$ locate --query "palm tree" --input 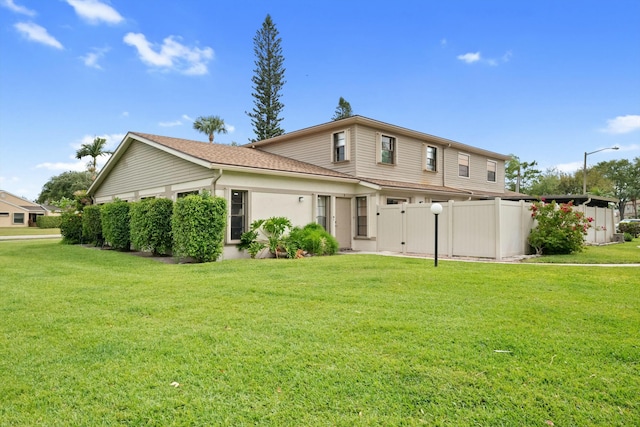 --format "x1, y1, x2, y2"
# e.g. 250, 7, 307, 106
75, 137, 112, 179
193, 115, 228, 143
